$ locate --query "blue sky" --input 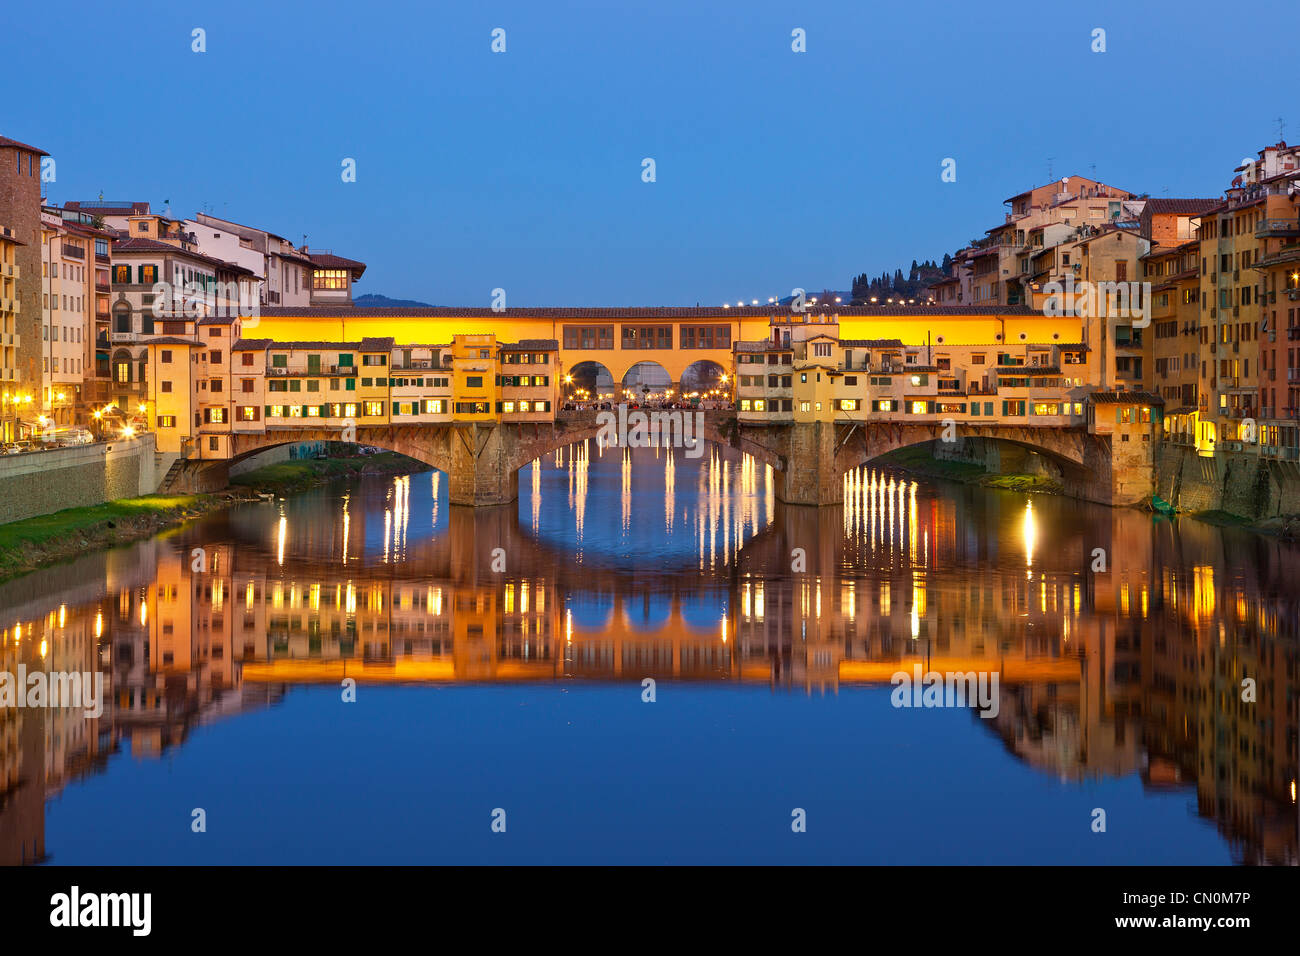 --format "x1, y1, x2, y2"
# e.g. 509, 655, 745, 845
9, 0, 1295, 306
